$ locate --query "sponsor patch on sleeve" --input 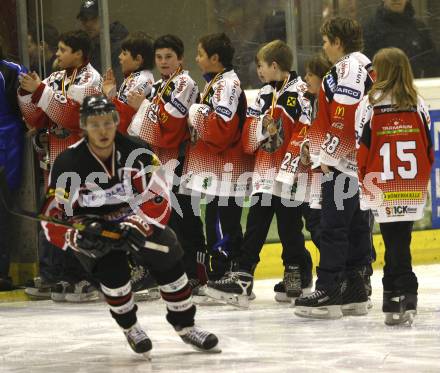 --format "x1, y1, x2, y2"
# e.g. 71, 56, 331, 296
170, 97, 187, 115
215, 105, 233, 119
335, 85, 361, 99
246, 107, 261, 117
